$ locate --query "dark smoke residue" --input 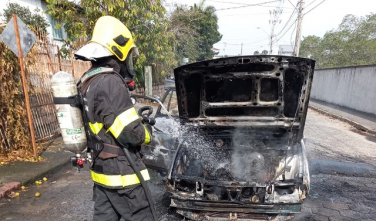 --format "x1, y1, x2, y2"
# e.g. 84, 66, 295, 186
172, 127, 292, 183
